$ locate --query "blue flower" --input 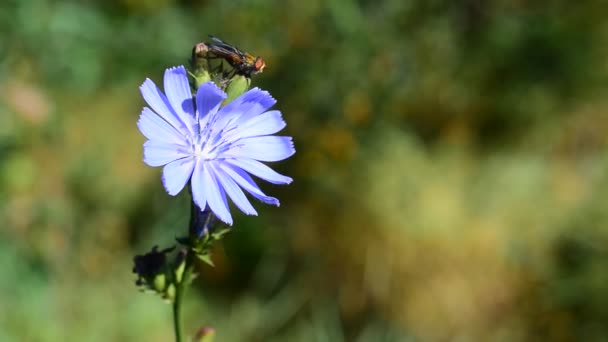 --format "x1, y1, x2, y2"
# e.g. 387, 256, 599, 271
137, 66, 295, 225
